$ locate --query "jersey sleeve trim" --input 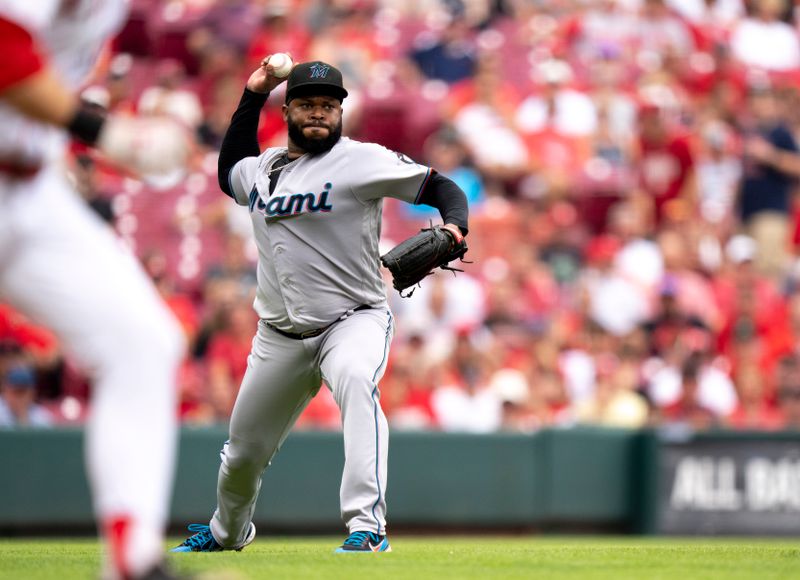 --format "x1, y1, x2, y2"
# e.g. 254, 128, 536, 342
413, 167, 432, 205
225, 169, 236, 200
227, 158, 254, 205
0, 16, 44, 92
